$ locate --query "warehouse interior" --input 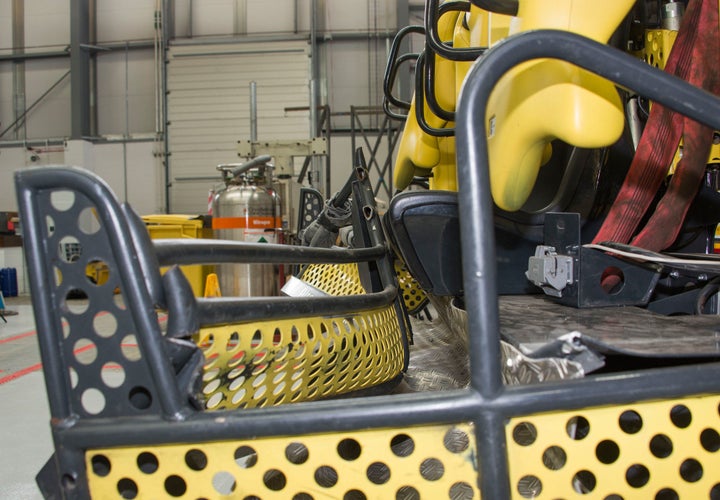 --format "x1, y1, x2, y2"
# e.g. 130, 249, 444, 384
2, 0, 720, 498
